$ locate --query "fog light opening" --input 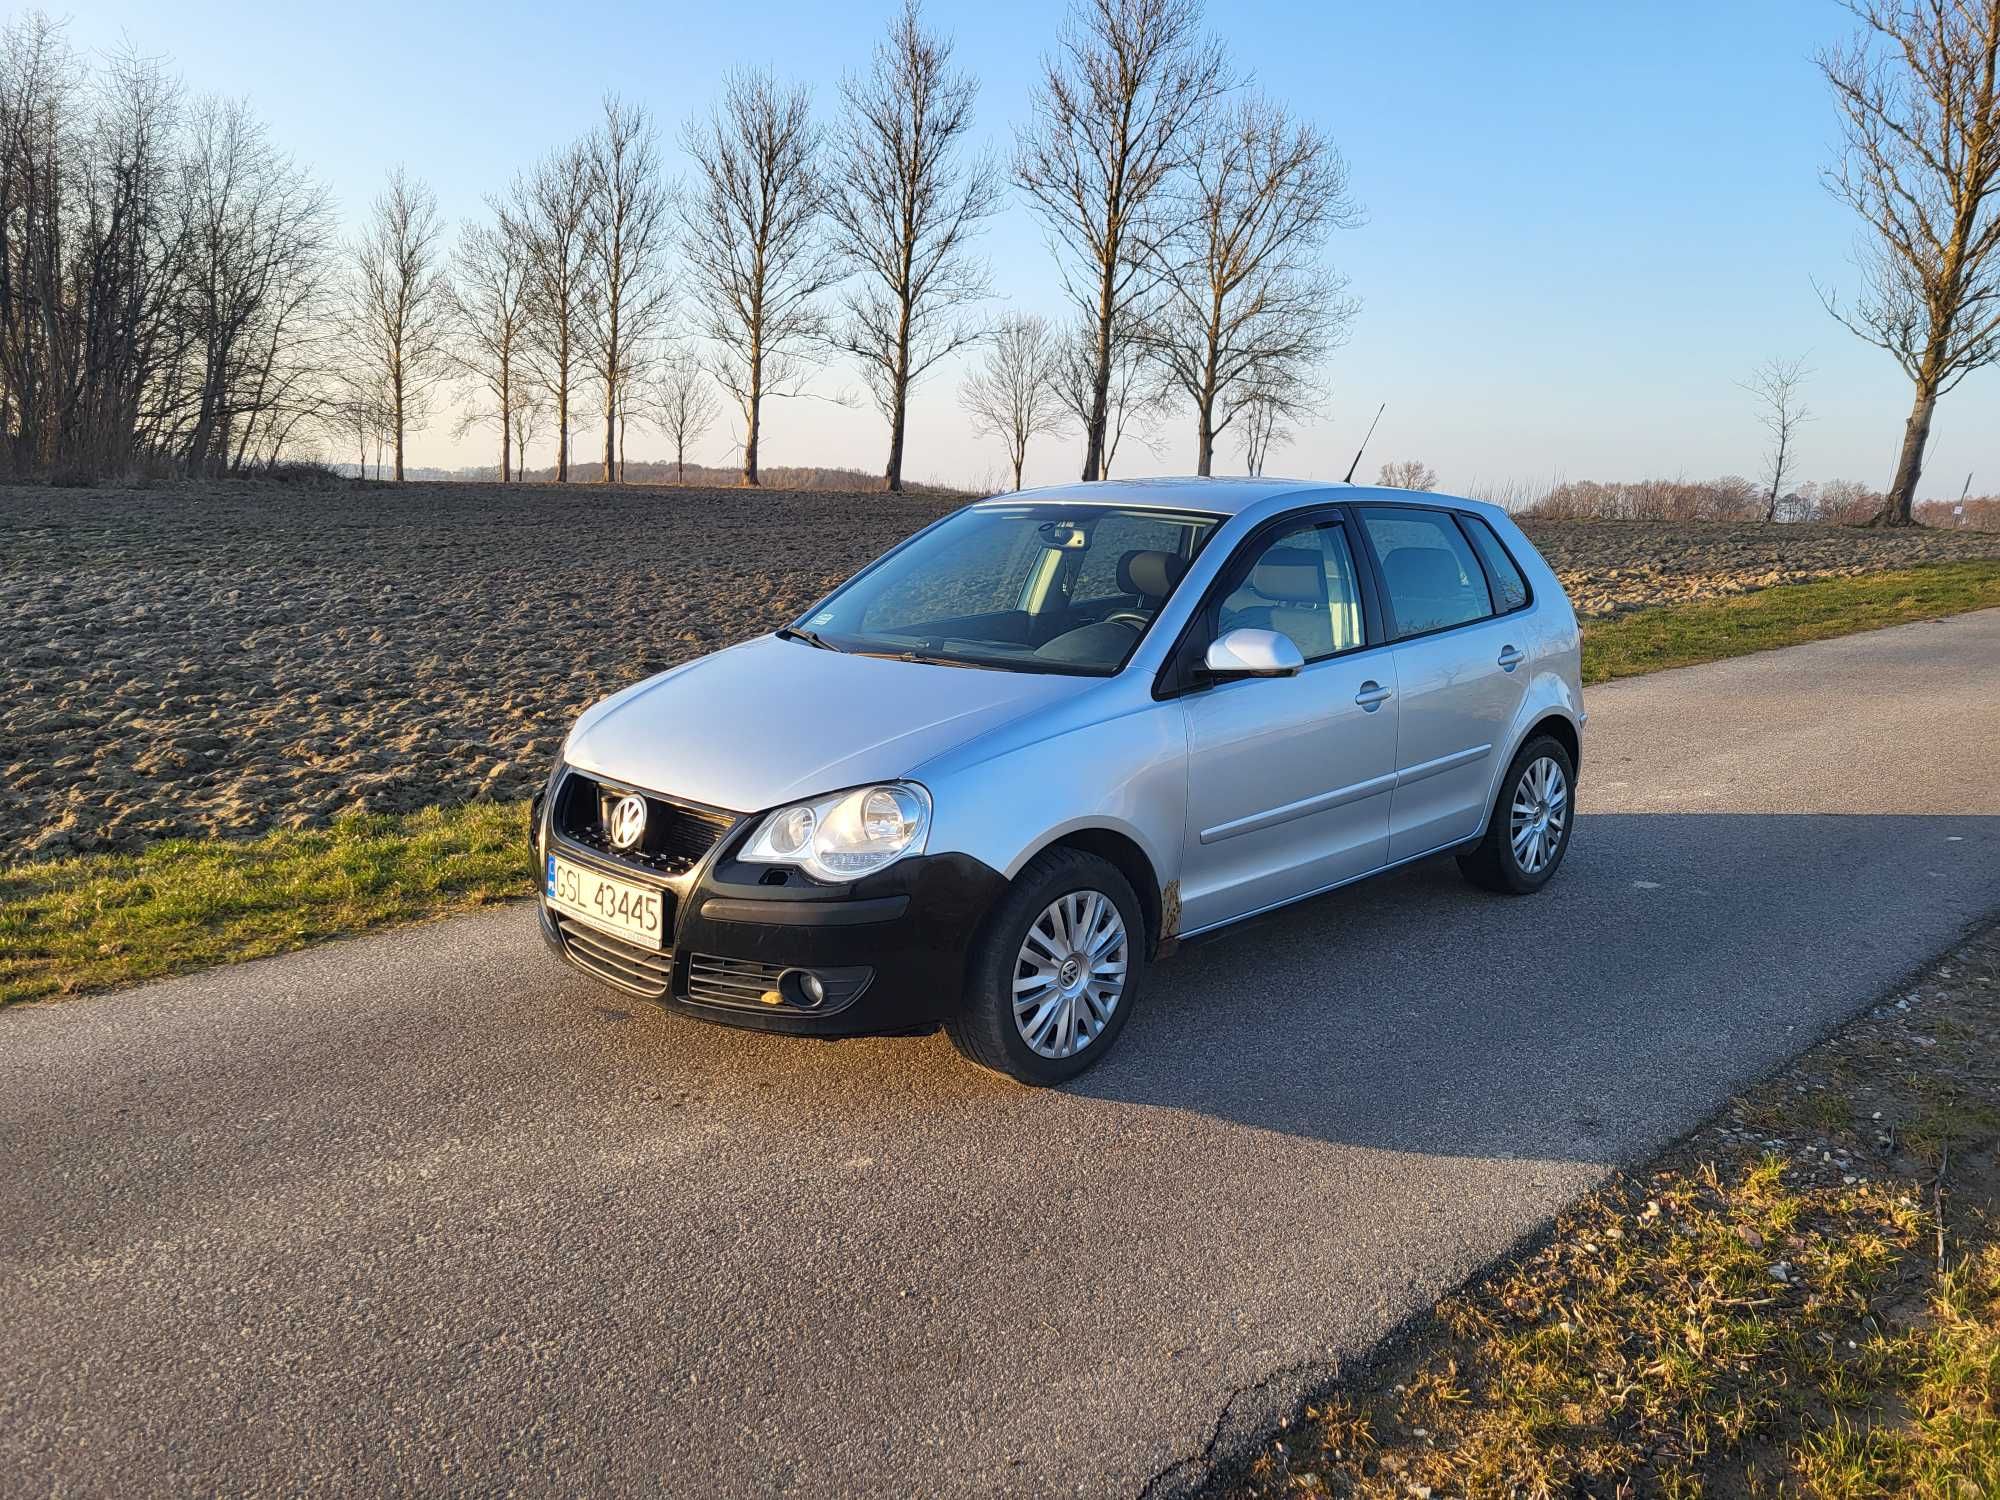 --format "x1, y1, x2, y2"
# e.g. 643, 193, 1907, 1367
795, 970, 827, 1008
